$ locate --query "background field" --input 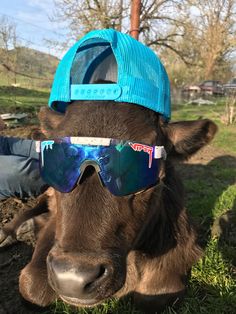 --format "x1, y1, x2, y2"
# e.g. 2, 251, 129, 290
0, 88, 235, 314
